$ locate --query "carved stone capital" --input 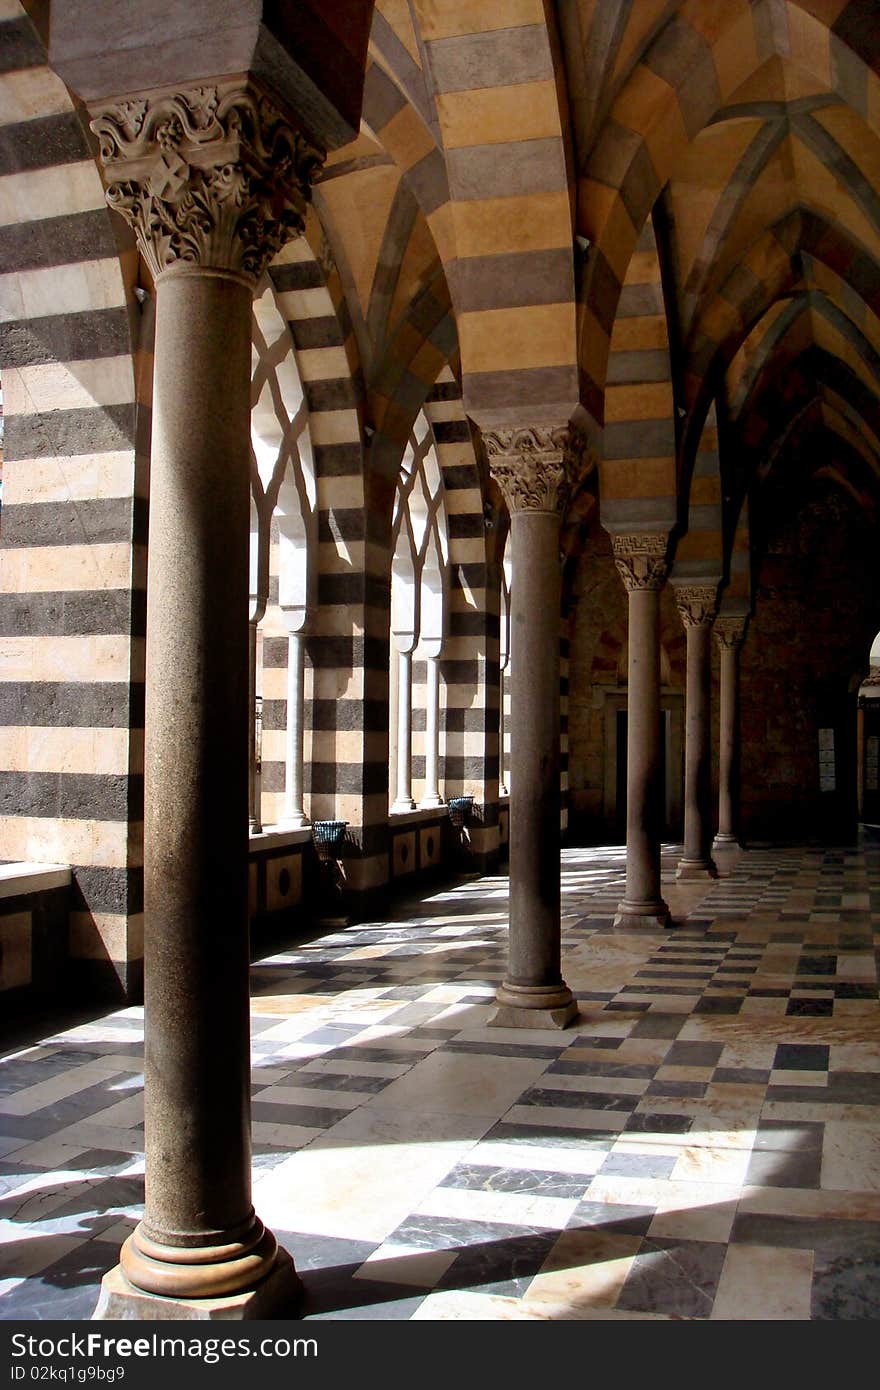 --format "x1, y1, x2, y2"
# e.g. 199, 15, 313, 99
674, 584, 719, 629
90, 83, 324, 282
714, 616, 748, 650
610, 533, 668, 592
483, 424, 579, 514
